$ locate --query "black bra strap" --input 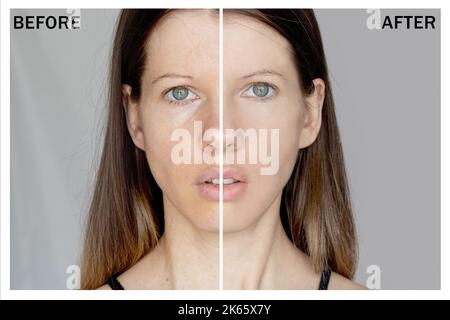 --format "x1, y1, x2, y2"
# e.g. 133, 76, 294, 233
318, 269, 331, 290
106, 274, 125, 290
